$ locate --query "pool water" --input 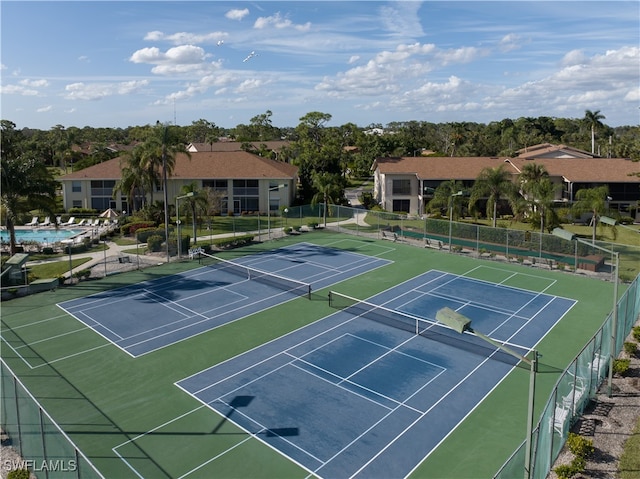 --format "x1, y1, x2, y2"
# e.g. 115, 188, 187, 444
1, 228, 84, 244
